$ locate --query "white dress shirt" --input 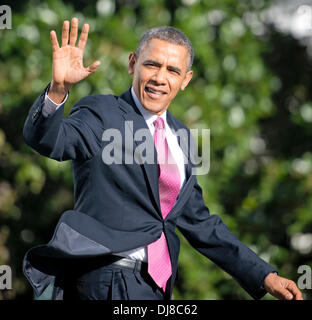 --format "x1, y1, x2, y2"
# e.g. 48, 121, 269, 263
42, 87, 186, 262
